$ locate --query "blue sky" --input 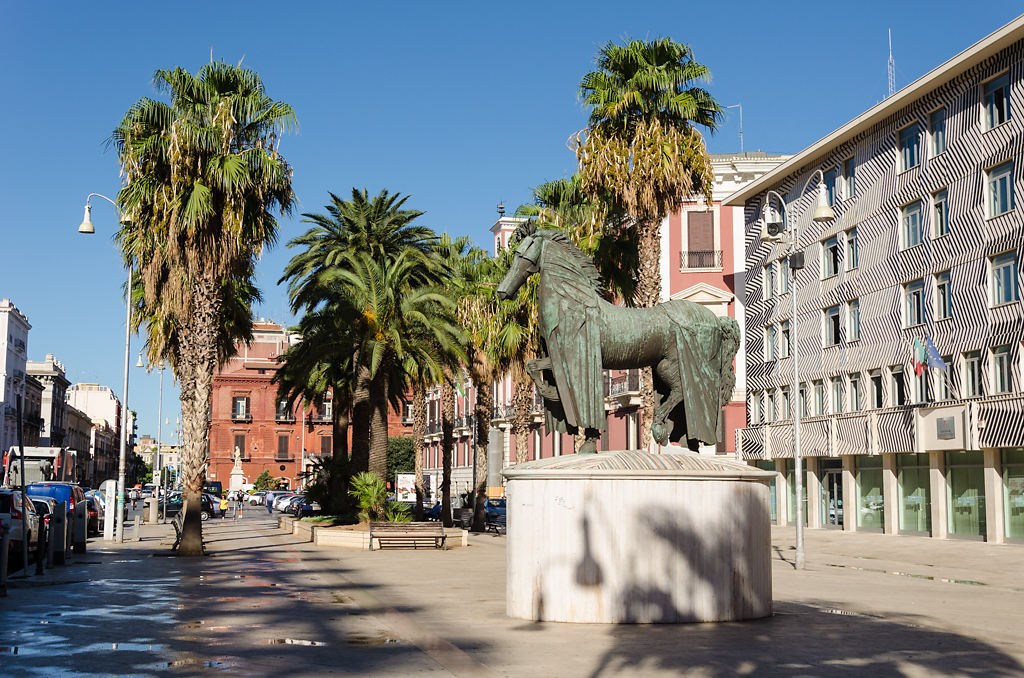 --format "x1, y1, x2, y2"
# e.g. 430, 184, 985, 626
1, 1, 1020, 442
